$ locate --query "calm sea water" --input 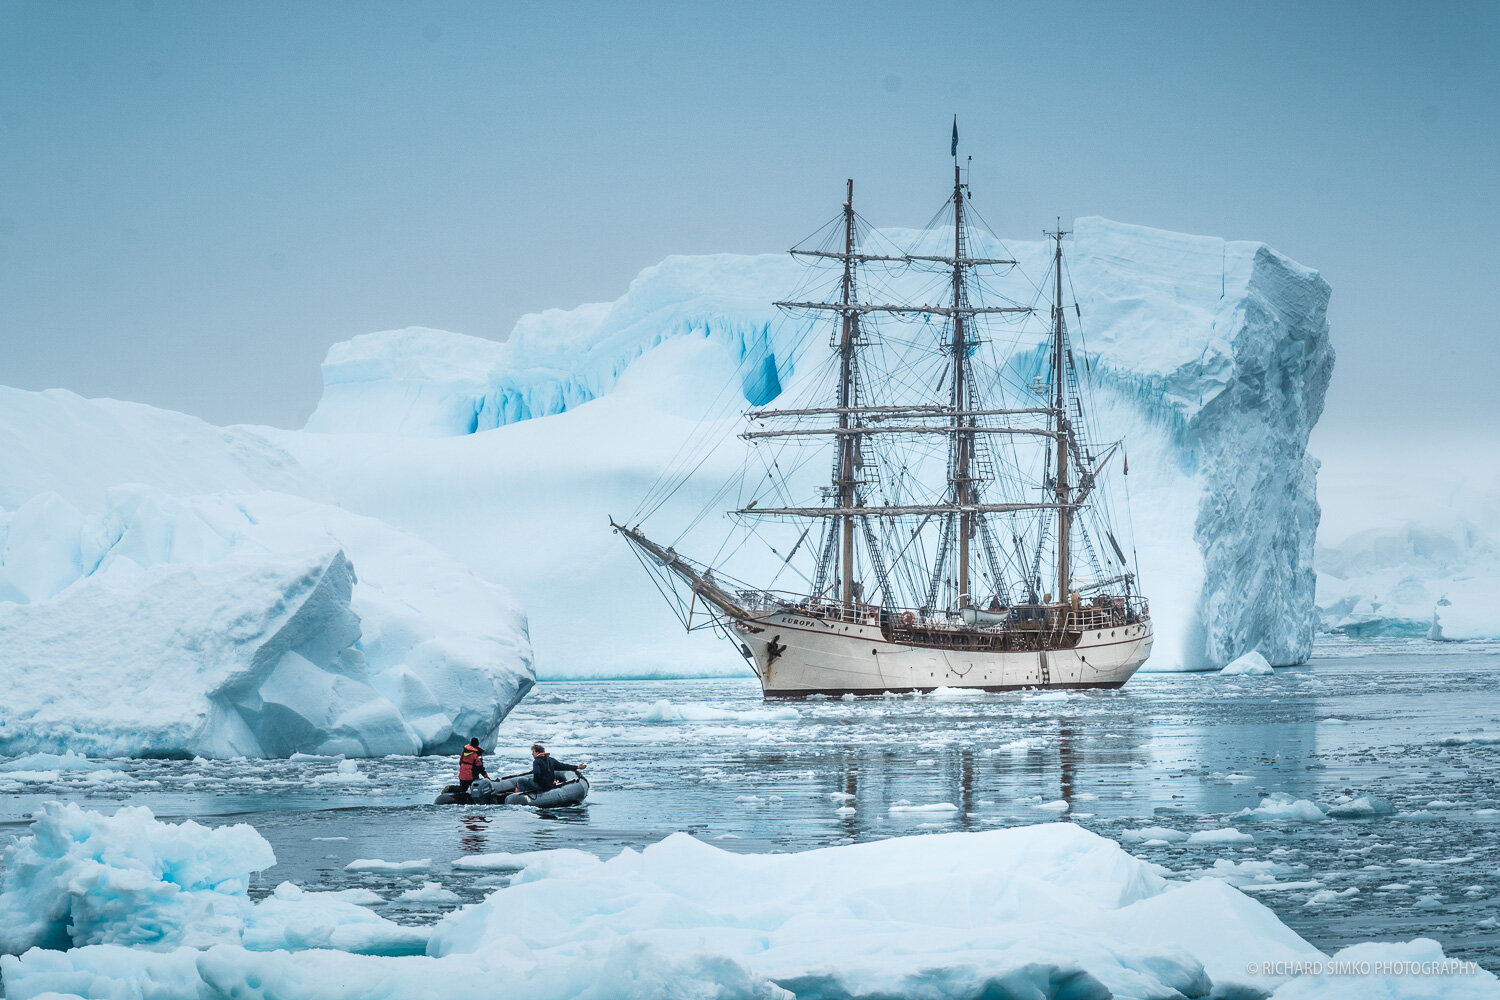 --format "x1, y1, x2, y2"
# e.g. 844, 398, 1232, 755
4, 637, 1500, 965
